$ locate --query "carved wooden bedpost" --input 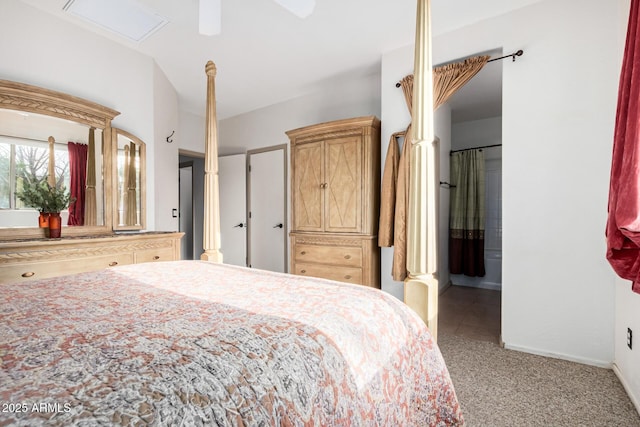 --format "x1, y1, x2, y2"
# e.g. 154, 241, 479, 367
201, 60, 223, 263
404, 0, 439, 339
